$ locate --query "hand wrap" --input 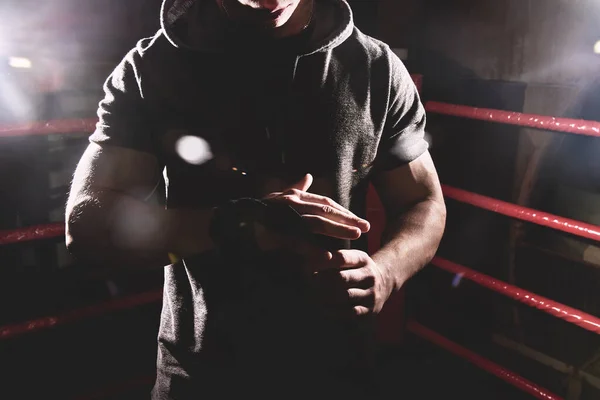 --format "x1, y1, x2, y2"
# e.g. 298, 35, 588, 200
208, 198, 314, 259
